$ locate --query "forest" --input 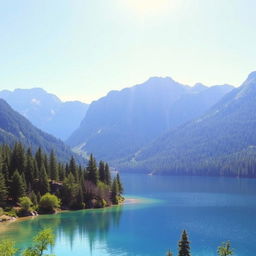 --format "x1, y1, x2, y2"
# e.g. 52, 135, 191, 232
0, 142, 123, 217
